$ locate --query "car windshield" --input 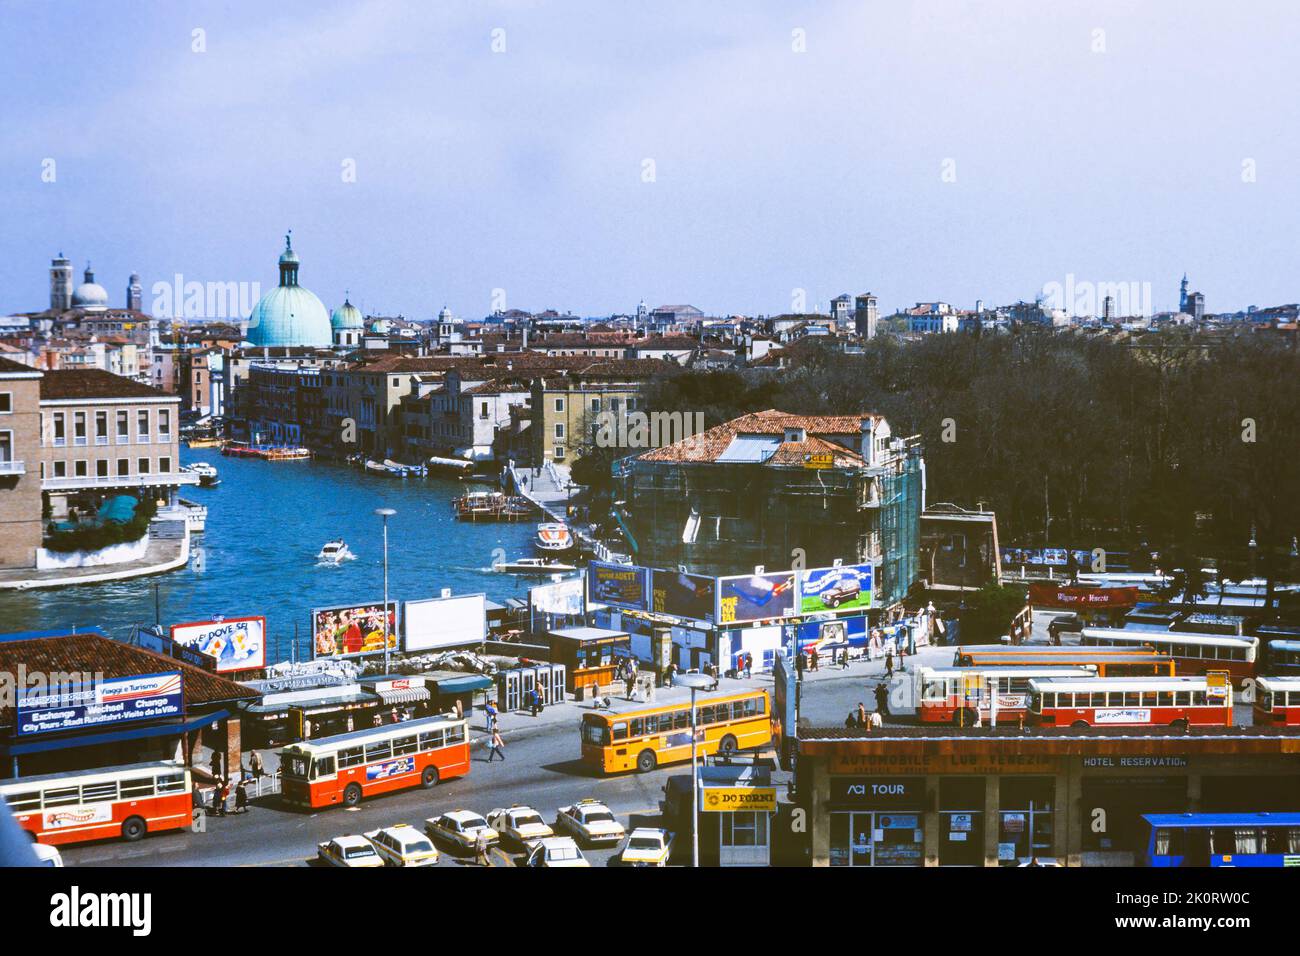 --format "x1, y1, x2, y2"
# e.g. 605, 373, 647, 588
463, 817, 486, 829
403, 839, 434, 854
516, 813, 543, 827
629, 837, 660, 850
585, 810, 615, 824
344, 845, 376, 859
550, 846, 580, 861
